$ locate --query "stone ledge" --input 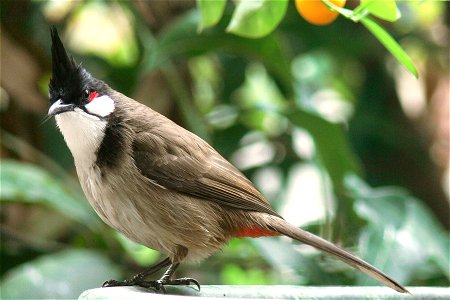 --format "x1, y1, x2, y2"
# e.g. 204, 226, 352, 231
79, 286, 449, 299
